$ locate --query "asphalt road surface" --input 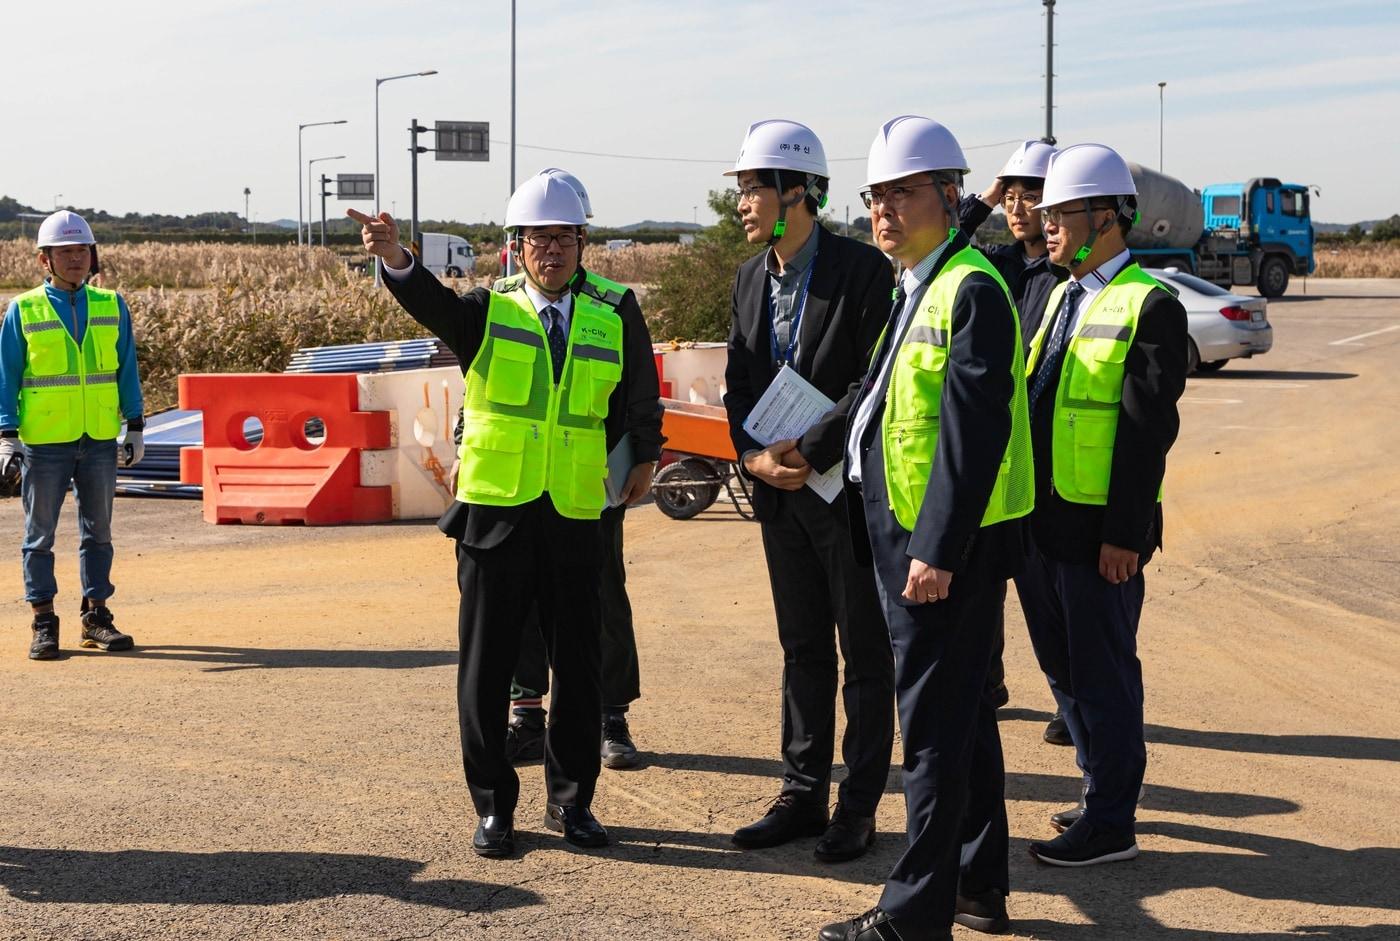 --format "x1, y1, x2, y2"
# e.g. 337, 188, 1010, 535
1, 279, 1397, 940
